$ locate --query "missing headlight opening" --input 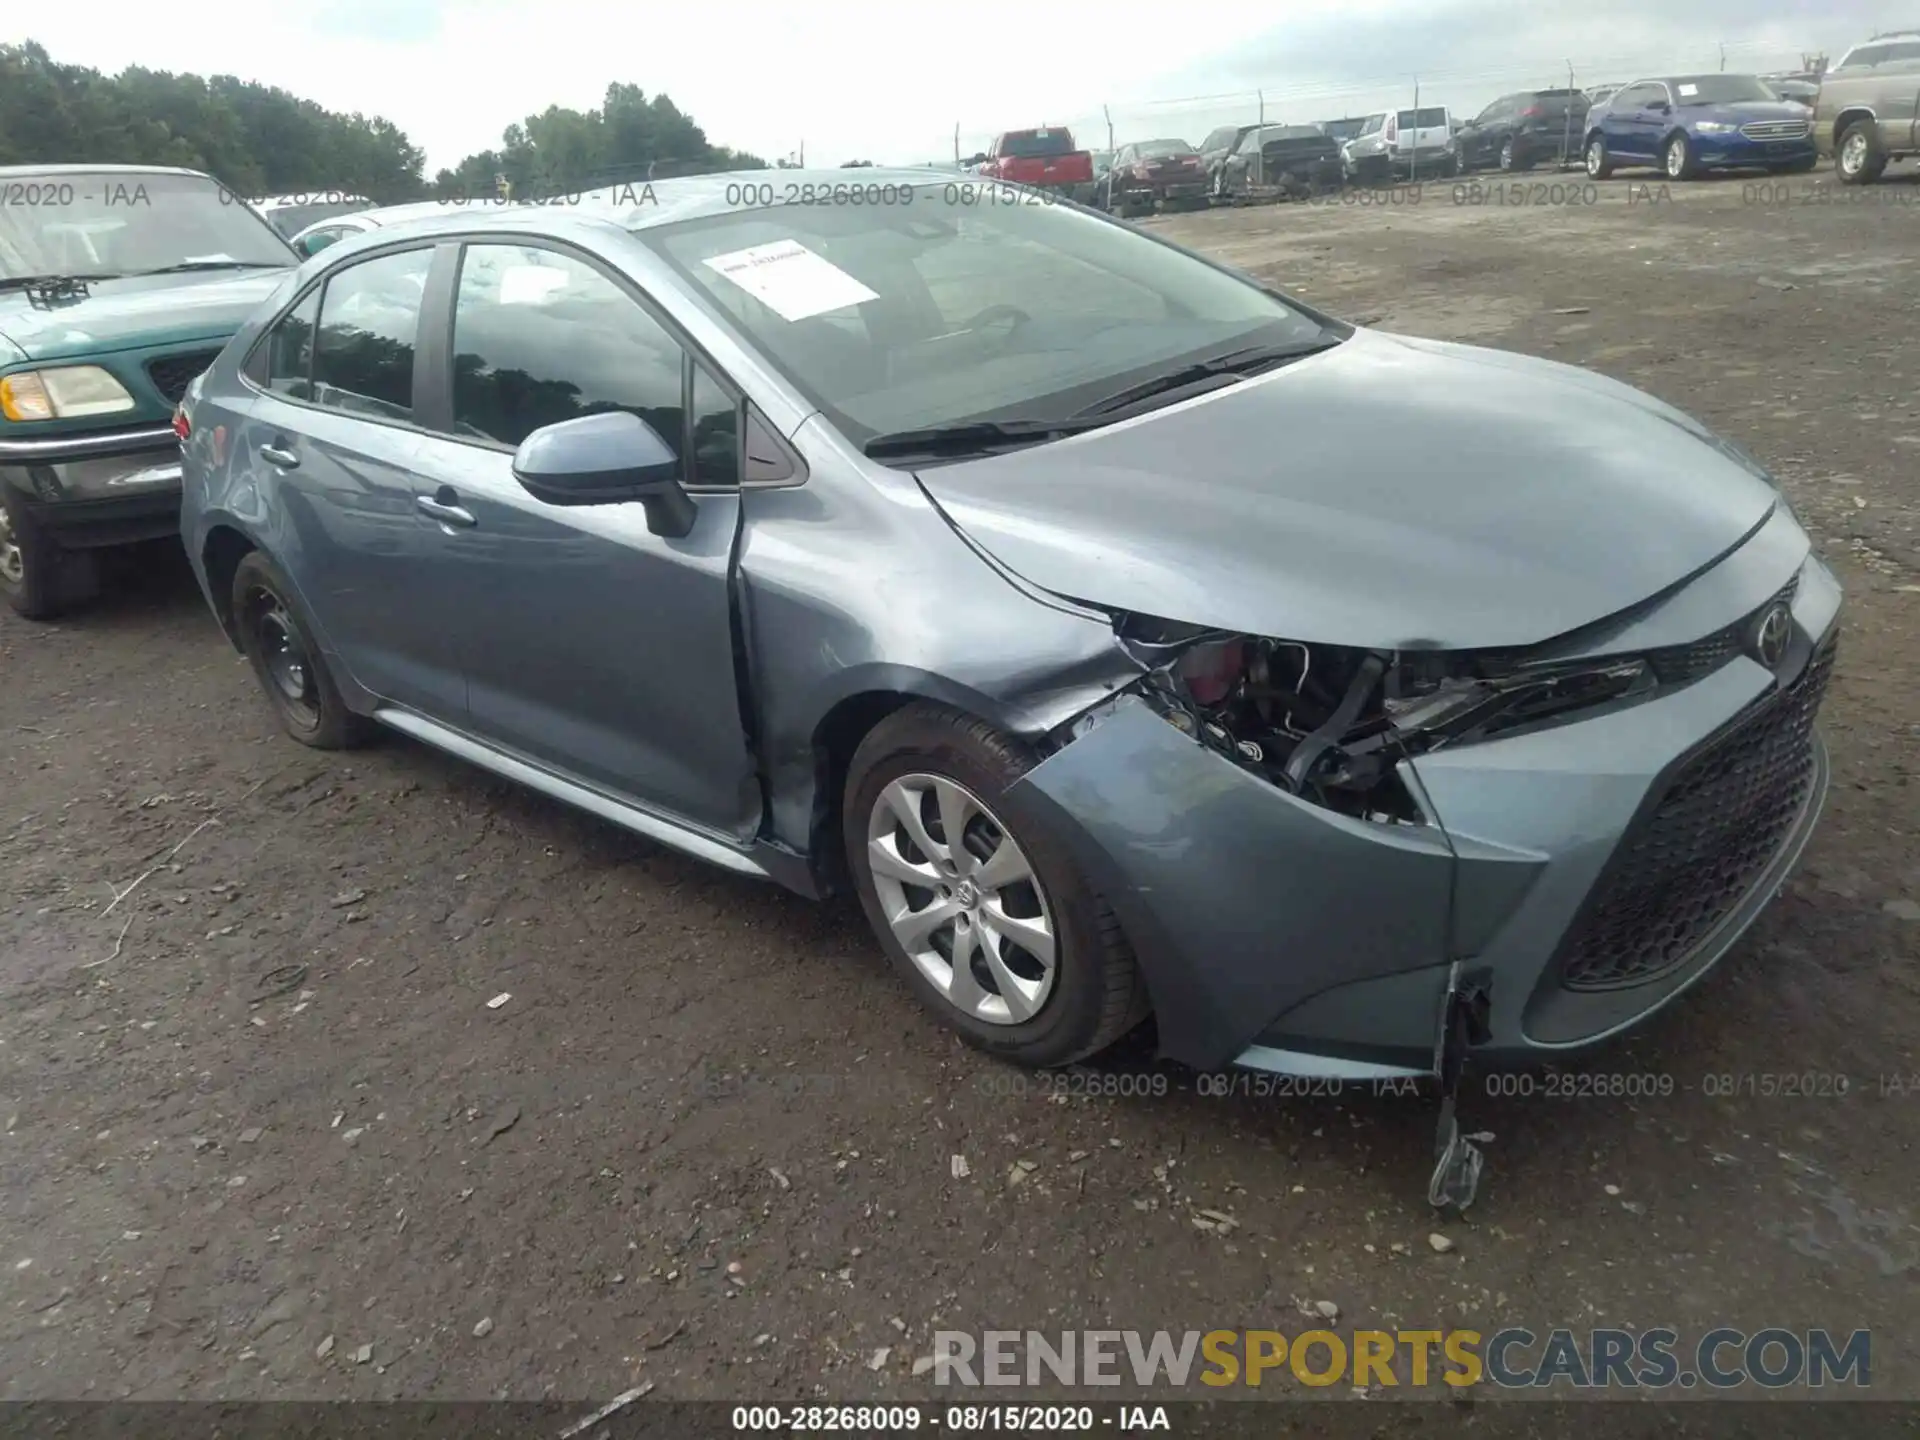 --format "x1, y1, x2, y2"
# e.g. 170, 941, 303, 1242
1112, 613, 1661, 824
